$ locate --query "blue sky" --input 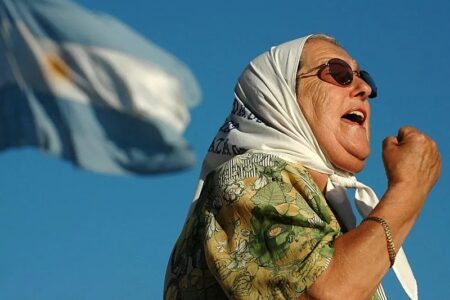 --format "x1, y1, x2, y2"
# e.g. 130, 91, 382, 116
1, 0, 449, 299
